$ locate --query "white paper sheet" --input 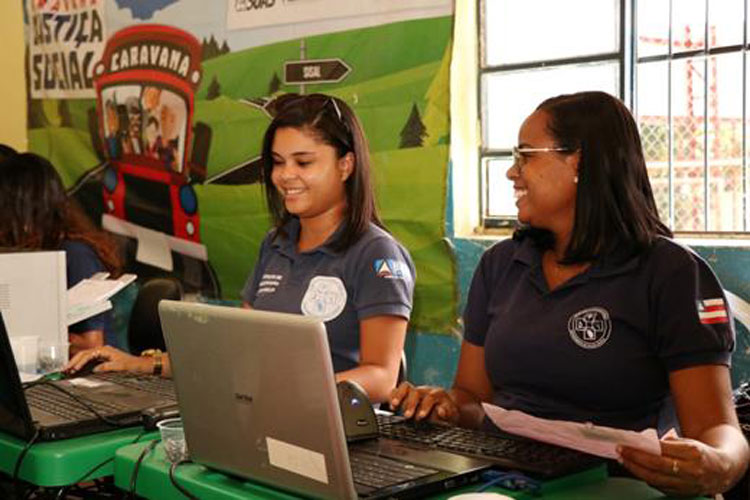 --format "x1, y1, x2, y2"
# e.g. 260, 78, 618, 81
135, 226, 174, 271
67, 273, 136, 306
482, 403, 661, 459
67, 300, 113, 326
